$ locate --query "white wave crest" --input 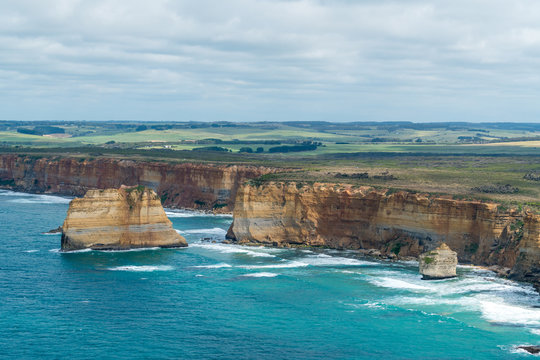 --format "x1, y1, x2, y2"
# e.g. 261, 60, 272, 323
97, 247, 160, 253
7, 194, 72, 204
478, 296, 540, 327
182, 228, 228, 236
63, 248, 92, 253
368, 277, 430, 291
189, 243, 277, 258
192, 263, 232, 269
240, 272, 279, 278
301, 254, 378, 267
165, 209, 232, 218
24, 249, 39, 253
108, 265, 174, 272
239, 261, 309, 269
